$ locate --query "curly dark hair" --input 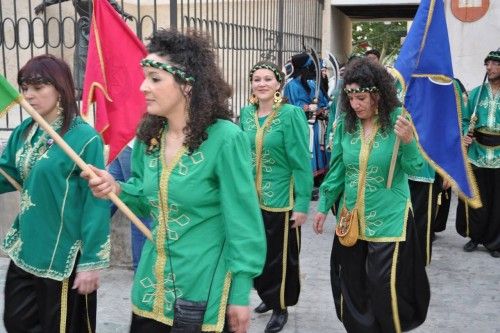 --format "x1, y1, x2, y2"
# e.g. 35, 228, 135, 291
136, 29, 232, 154
340, 57, 400, 133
